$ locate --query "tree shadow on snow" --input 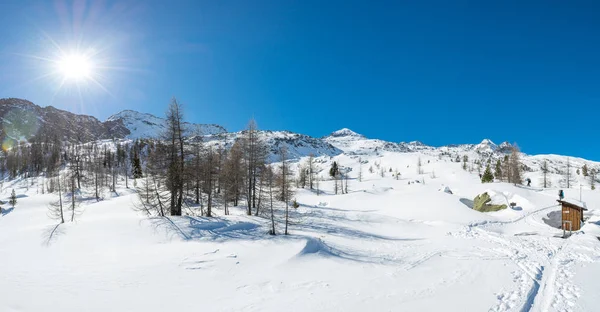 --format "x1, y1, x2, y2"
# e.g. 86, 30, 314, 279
0, 207, 13, 216
146, 217, 192, 240
146, 216, 265, 242
293, 207, 423, 242
41, 223, 65, 246
302, 203, 376, 213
